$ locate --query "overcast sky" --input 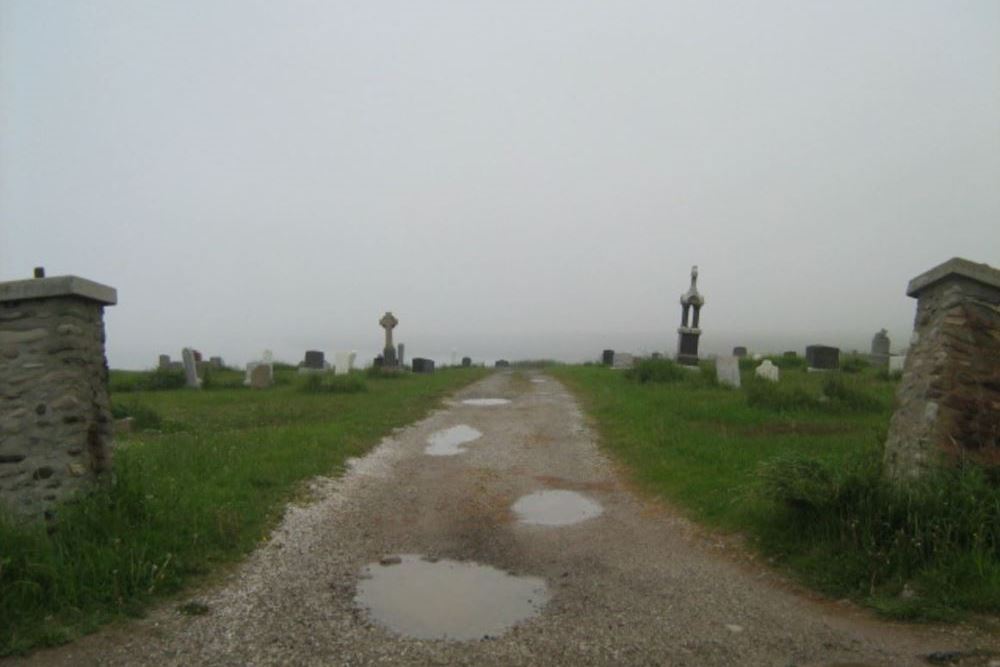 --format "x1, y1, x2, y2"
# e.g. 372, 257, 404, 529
2, 1, 998, 369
